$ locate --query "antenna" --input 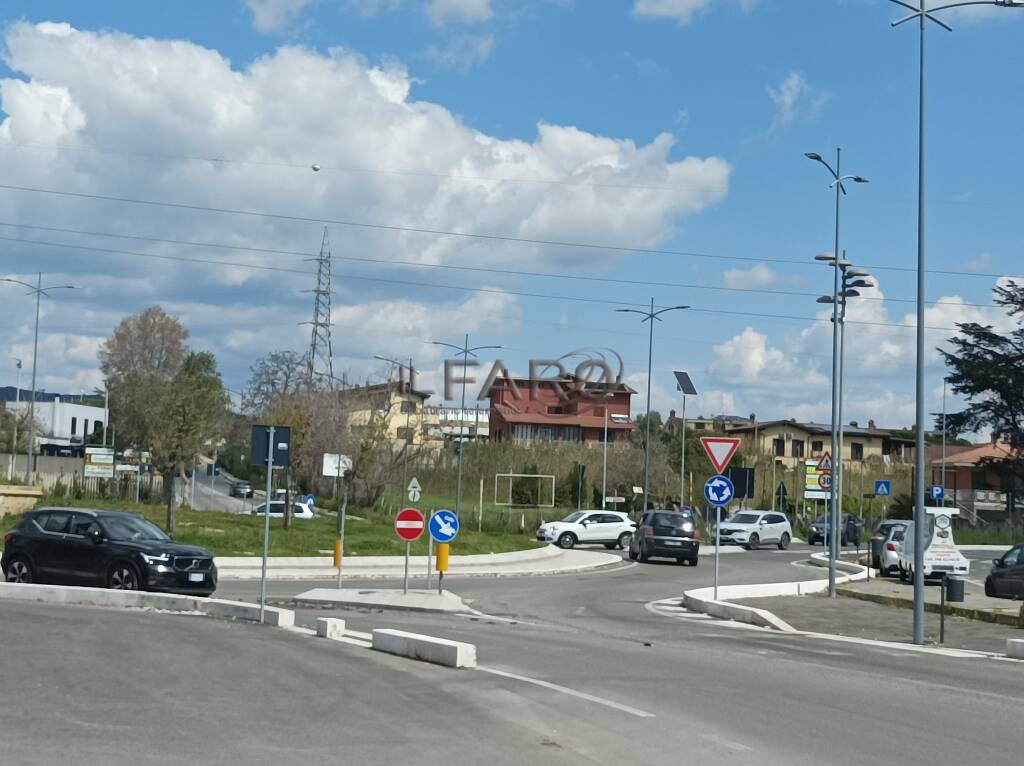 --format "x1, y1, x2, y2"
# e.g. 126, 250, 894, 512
306, 227, 334, 388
